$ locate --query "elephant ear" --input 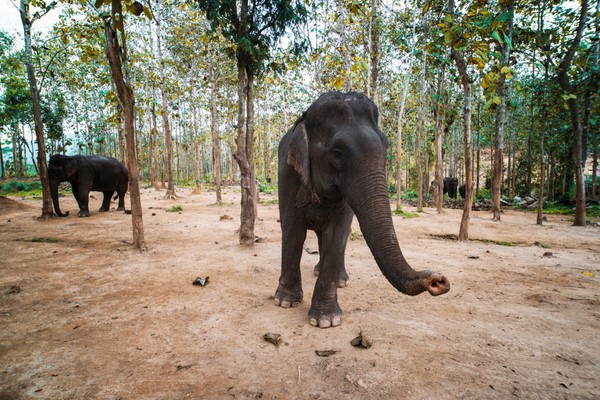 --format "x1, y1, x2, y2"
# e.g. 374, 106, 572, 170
287, 122, 310, 187
64, 156, 78, 177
